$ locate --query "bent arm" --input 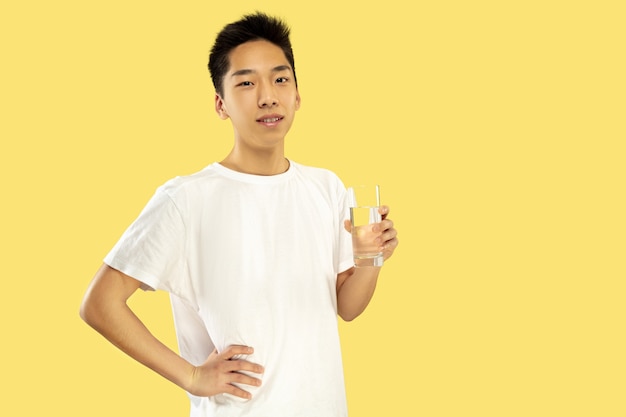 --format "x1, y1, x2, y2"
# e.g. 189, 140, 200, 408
336, 266, 381, 321
336, 205, 399, 321
80, 264, 195, 391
